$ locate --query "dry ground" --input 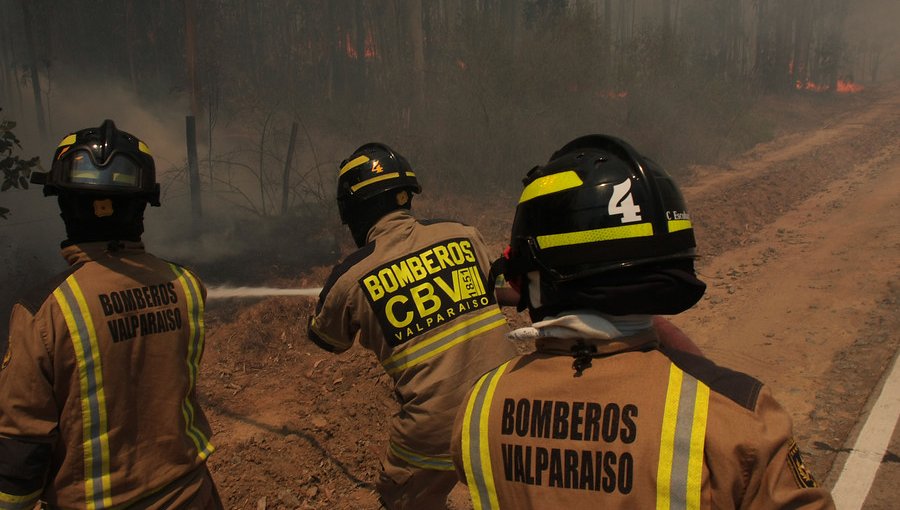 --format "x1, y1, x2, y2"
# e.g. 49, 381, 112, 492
200, 83, 900, 509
